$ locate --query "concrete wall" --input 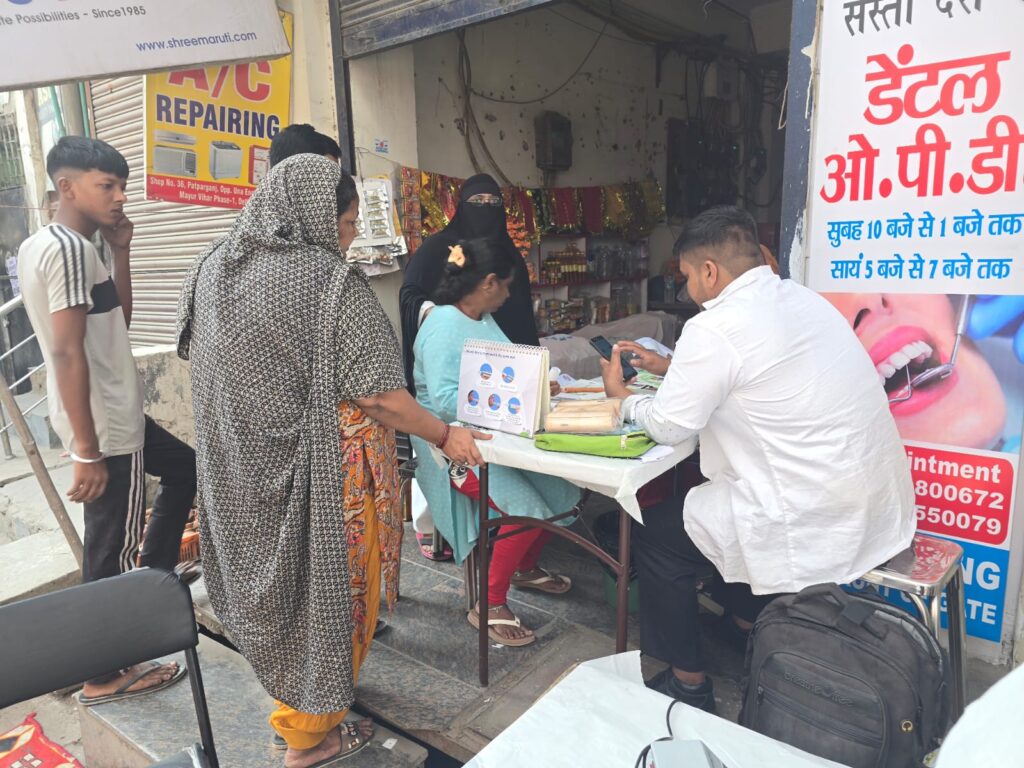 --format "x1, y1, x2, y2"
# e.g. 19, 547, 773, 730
349, 45, 421, 334
30, 345, 194, 445
135, 345, 194, 445
348, 2, 791, 322
278, 0, 339, 134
